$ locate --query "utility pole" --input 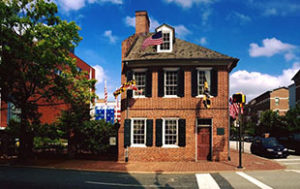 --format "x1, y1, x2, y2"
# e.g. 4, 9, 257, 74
237, 104, 243, 169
